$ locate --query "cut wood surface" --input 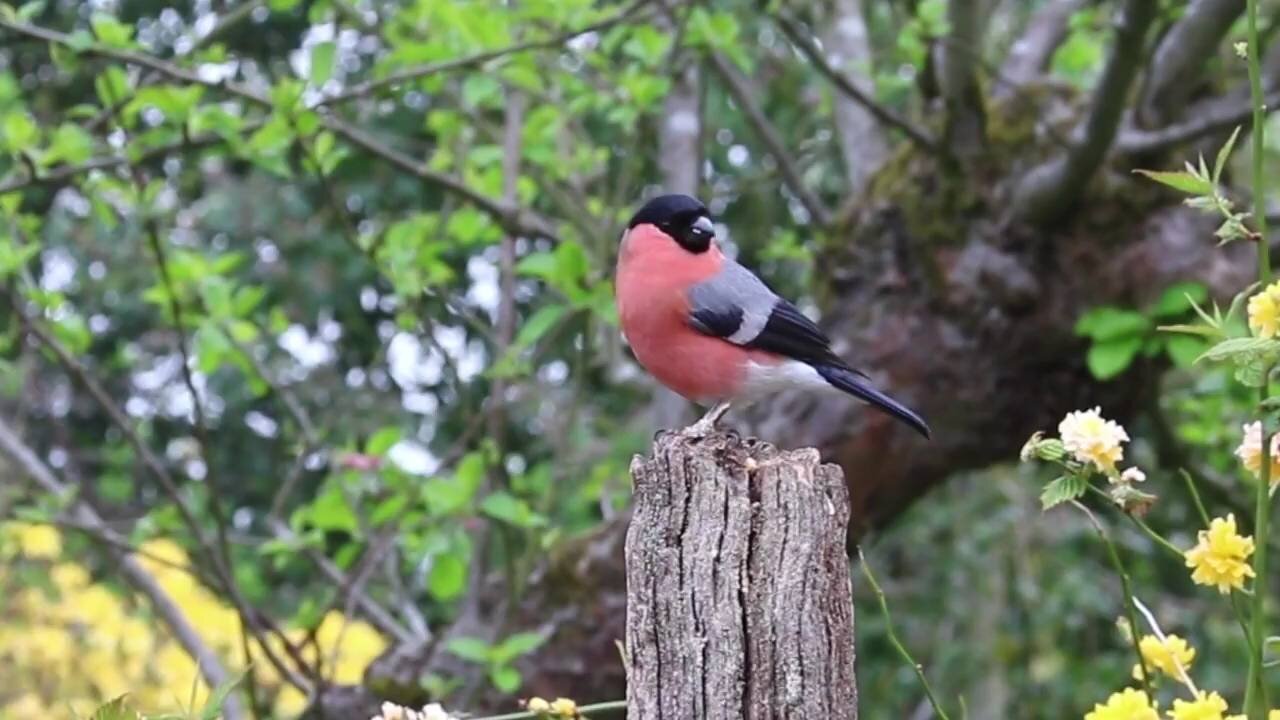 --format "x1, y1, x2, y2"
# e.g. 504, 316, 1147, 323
625, 429, 857, 720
